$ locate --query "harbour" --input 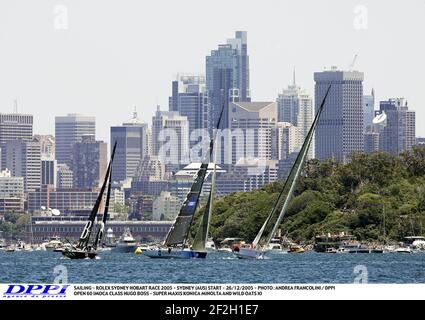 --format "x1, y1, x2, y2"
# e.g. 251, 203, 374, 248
1, 250, 425, 284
